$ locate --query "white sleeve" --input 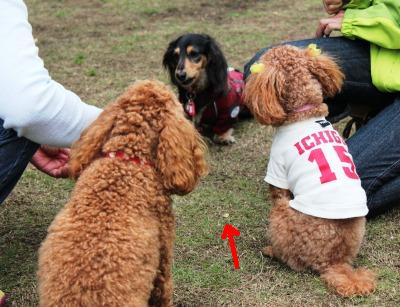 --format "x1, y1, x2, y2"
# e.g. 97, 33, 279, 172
264, 158, 289, 189
0, 0, 102, 147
